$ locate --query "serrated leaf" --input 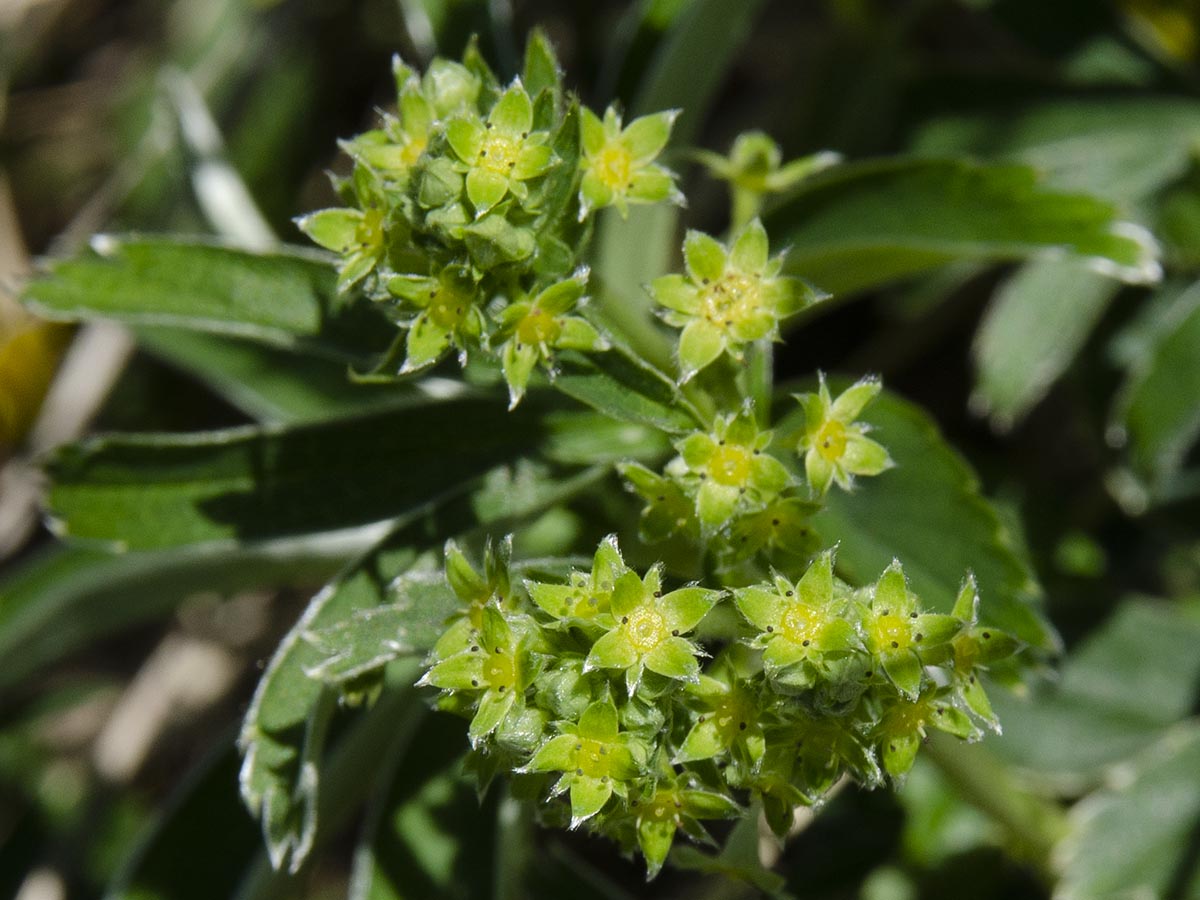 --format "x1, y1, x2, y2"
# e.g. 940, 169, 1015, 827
22, 238, 393, 364
768, 159, 1160, 297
